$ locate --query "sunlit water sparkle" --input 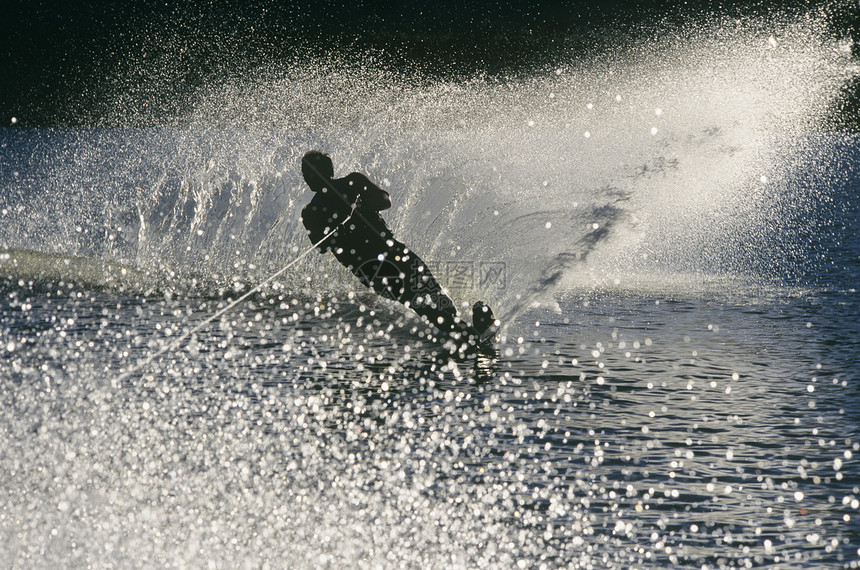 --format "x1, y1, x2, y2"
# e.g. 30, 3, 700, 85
1, 13, 860, 569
